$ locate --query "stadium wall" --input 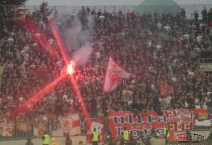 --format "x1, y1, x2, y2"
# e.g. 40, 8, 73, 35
1, 131, 211, 145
